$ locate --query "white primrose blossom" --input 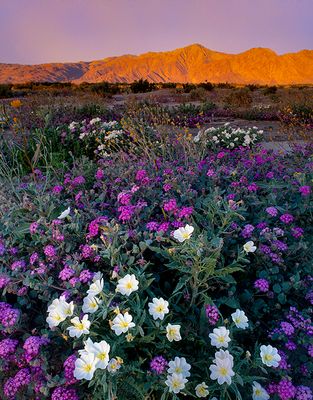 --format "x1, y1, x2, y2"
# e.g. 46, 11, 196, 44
243, 241, 257, 253
67, 315, 91, 338
165, 373, 188, 394
74, 353, 97, 381
166, 323, 182, 342
107, 358, 122, 373
82, 295, 102, 314
231, 309, 249, 329
148, 297, 169, 320
58, 207, 71, 220
116, 274, 139, 296
209, 326, 231, 348
87, 275, 104, 296
195, 382, 210, 398
260, 345, 281, 367
252, 381, 270, 400
173, 224, 194, 242
111, 312, 135, 336
167, 357, 191, 378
